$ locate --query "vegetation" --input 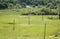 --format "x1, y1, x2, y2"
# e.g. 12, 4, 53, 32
0, 15, 60, 39
0, 0, 60, 39
0, 0, 60, 15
